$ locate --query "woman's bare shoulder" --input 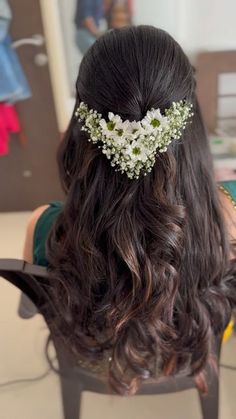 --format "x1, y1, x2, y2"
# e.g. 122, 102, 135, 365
23, 205, 50, 263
